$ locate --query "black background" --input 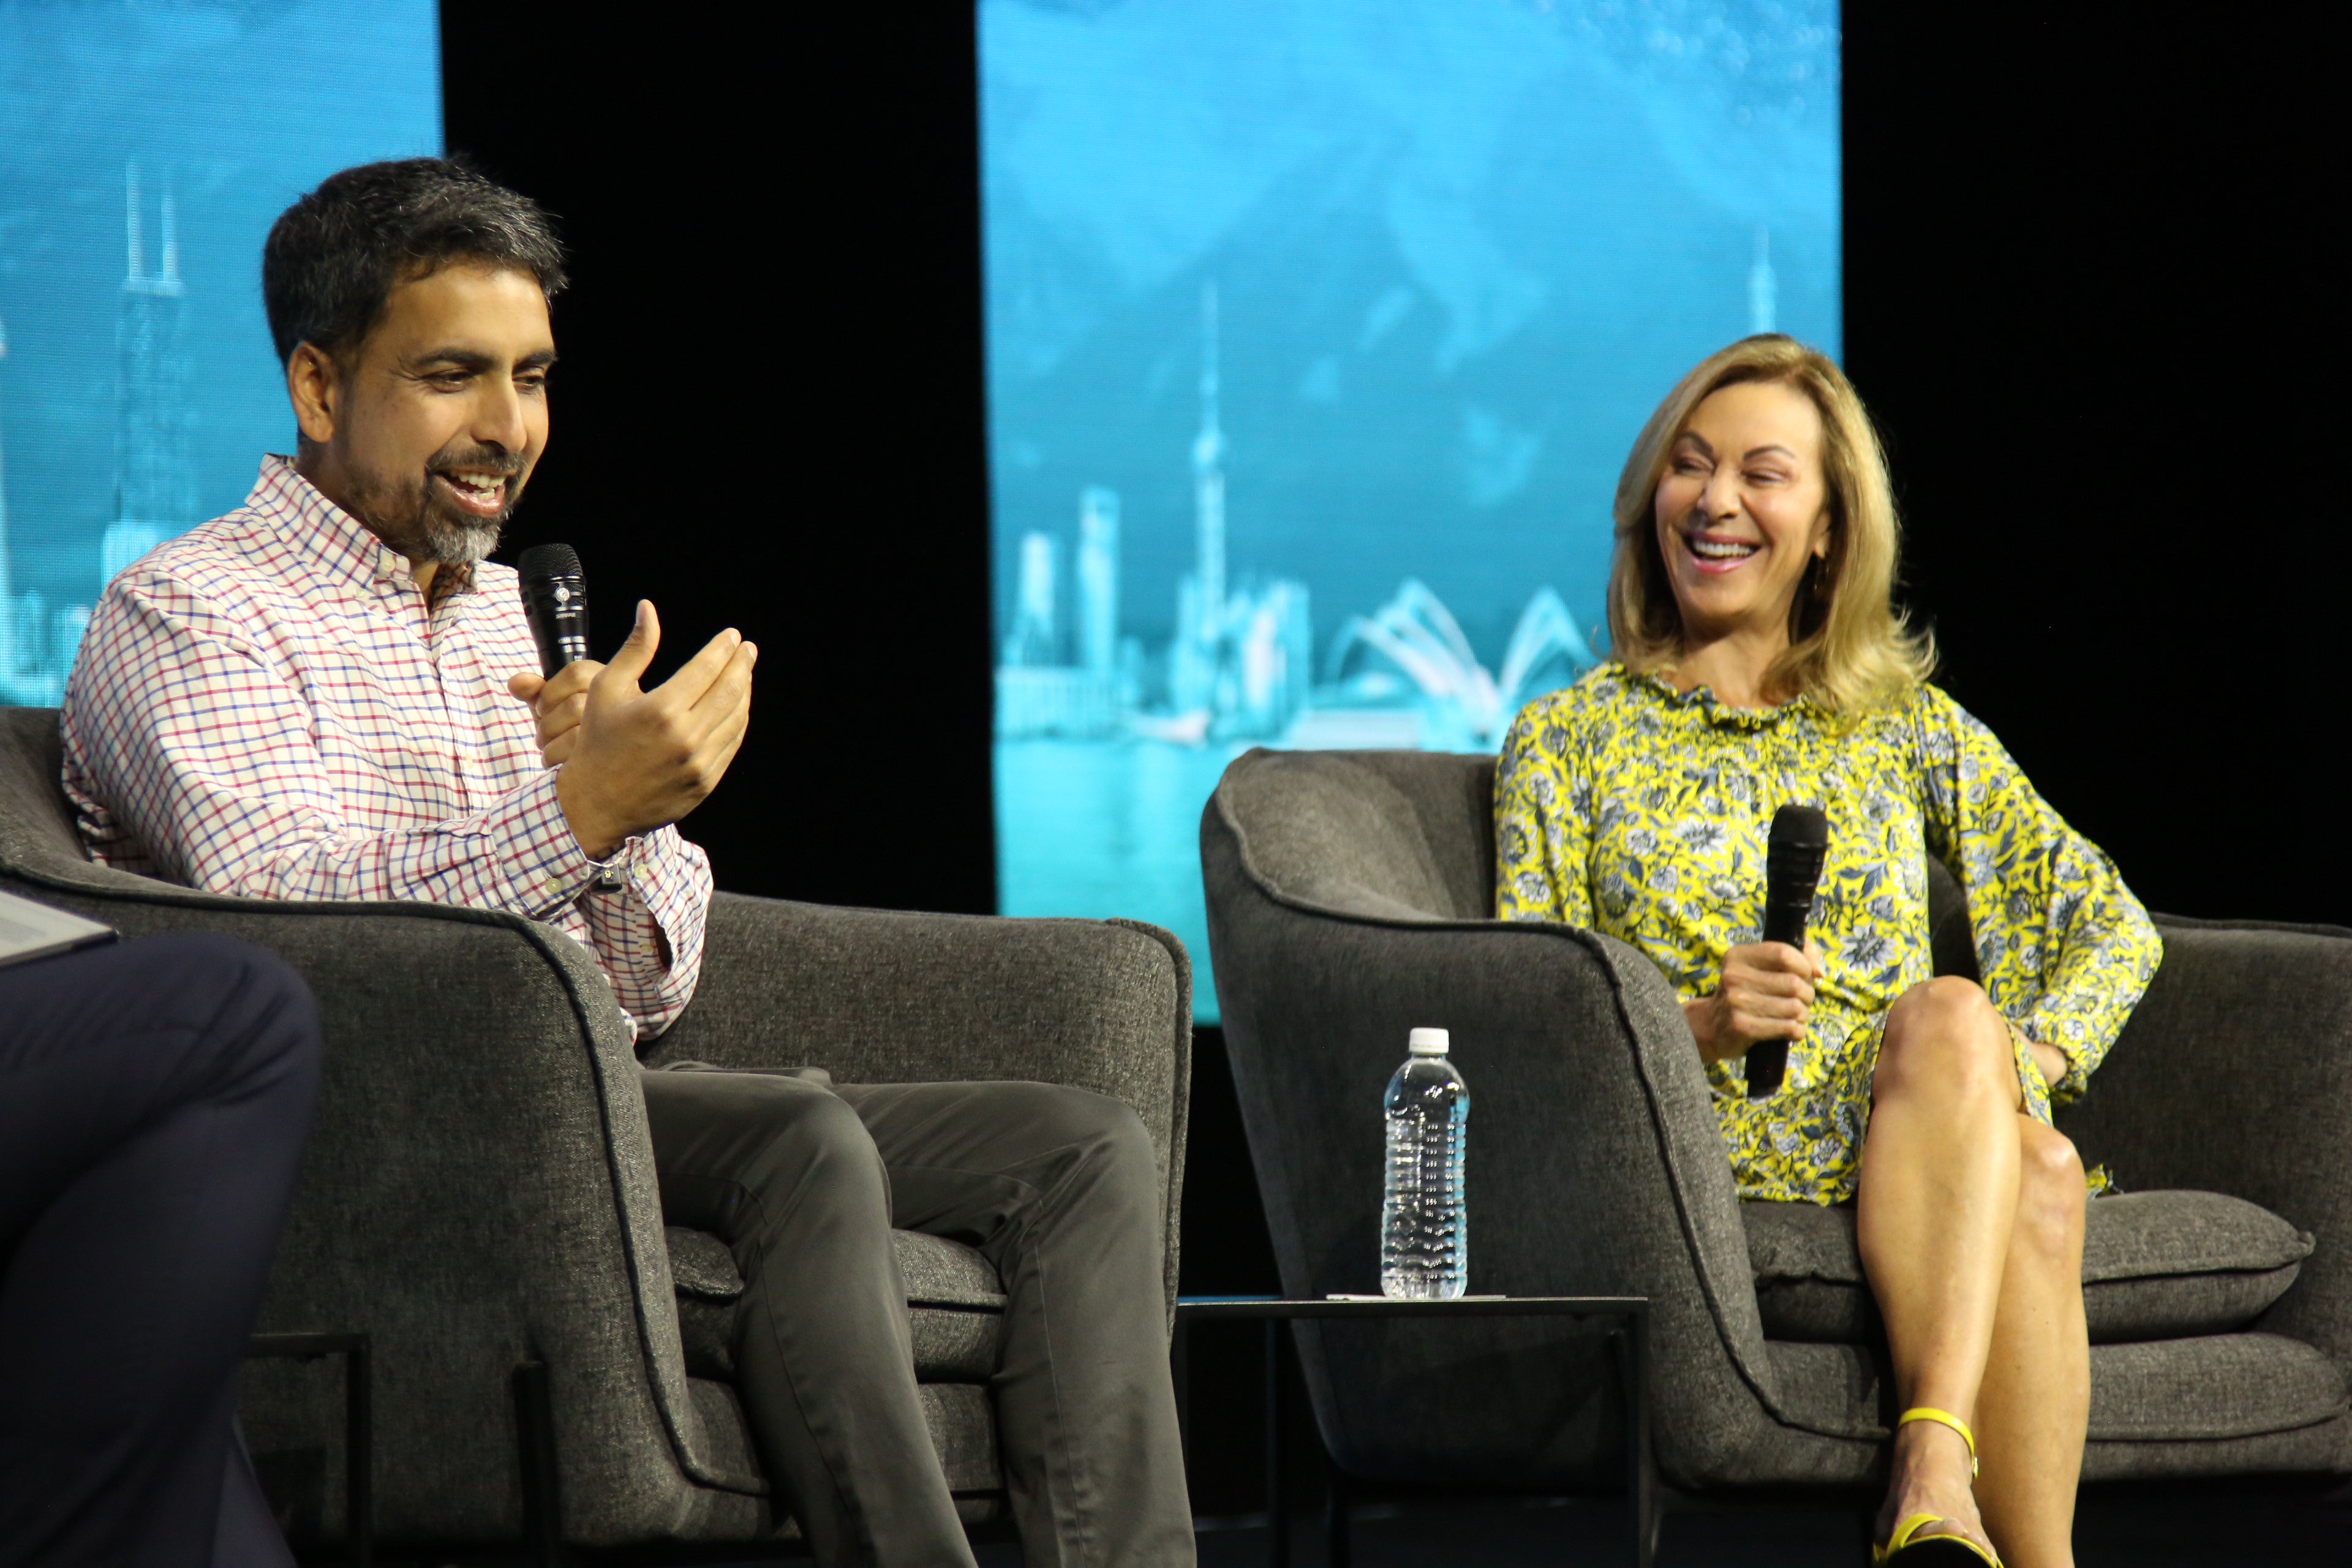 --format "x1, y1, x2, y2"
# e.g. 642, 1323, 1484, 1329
441, 0, 2343, 1517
